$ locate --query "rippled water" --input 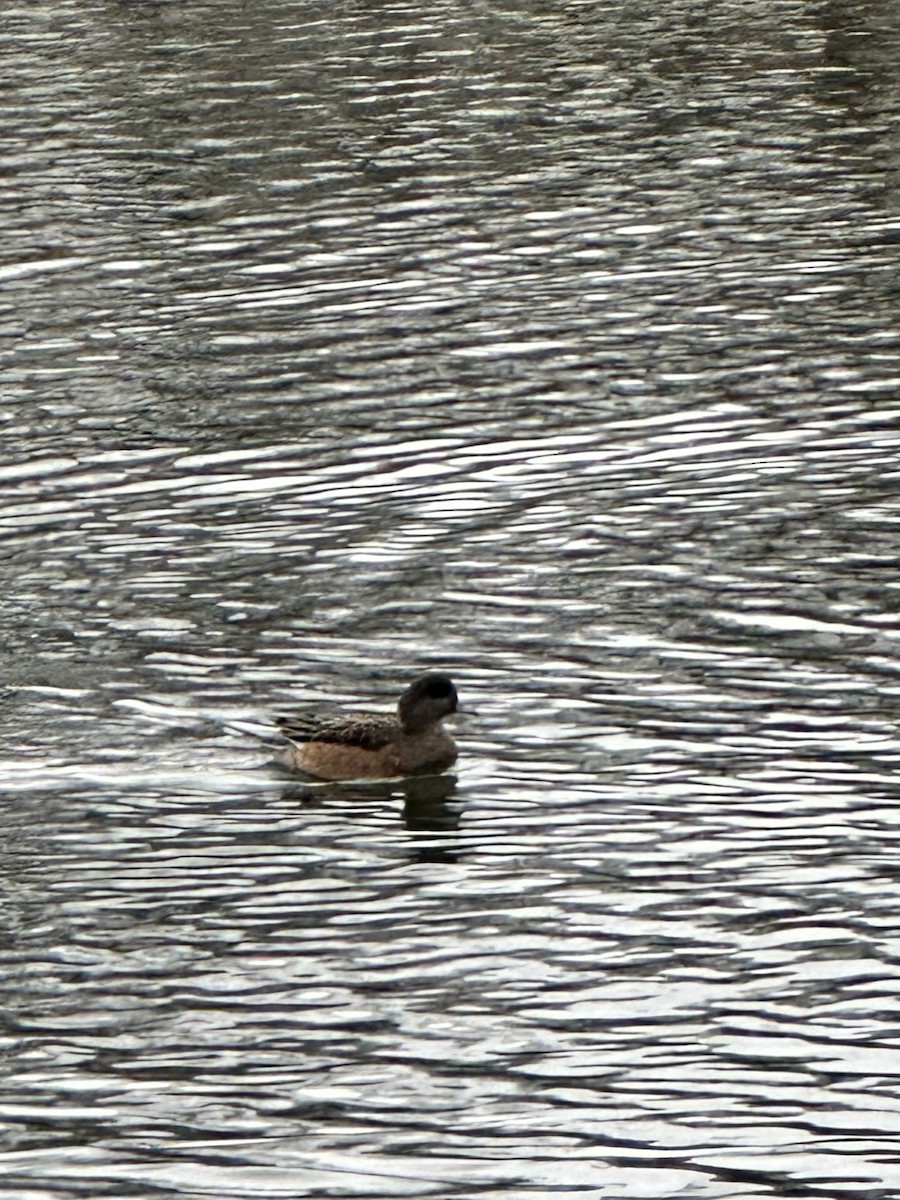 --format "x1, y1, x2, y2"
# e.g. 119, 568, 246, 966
4, 0, 900, 1196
